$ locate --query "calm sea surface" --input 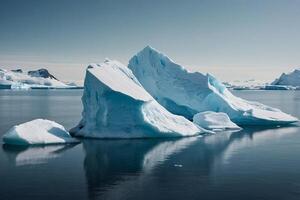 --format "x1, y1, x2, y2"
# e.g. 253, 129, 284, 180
1, 90, 300, 200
